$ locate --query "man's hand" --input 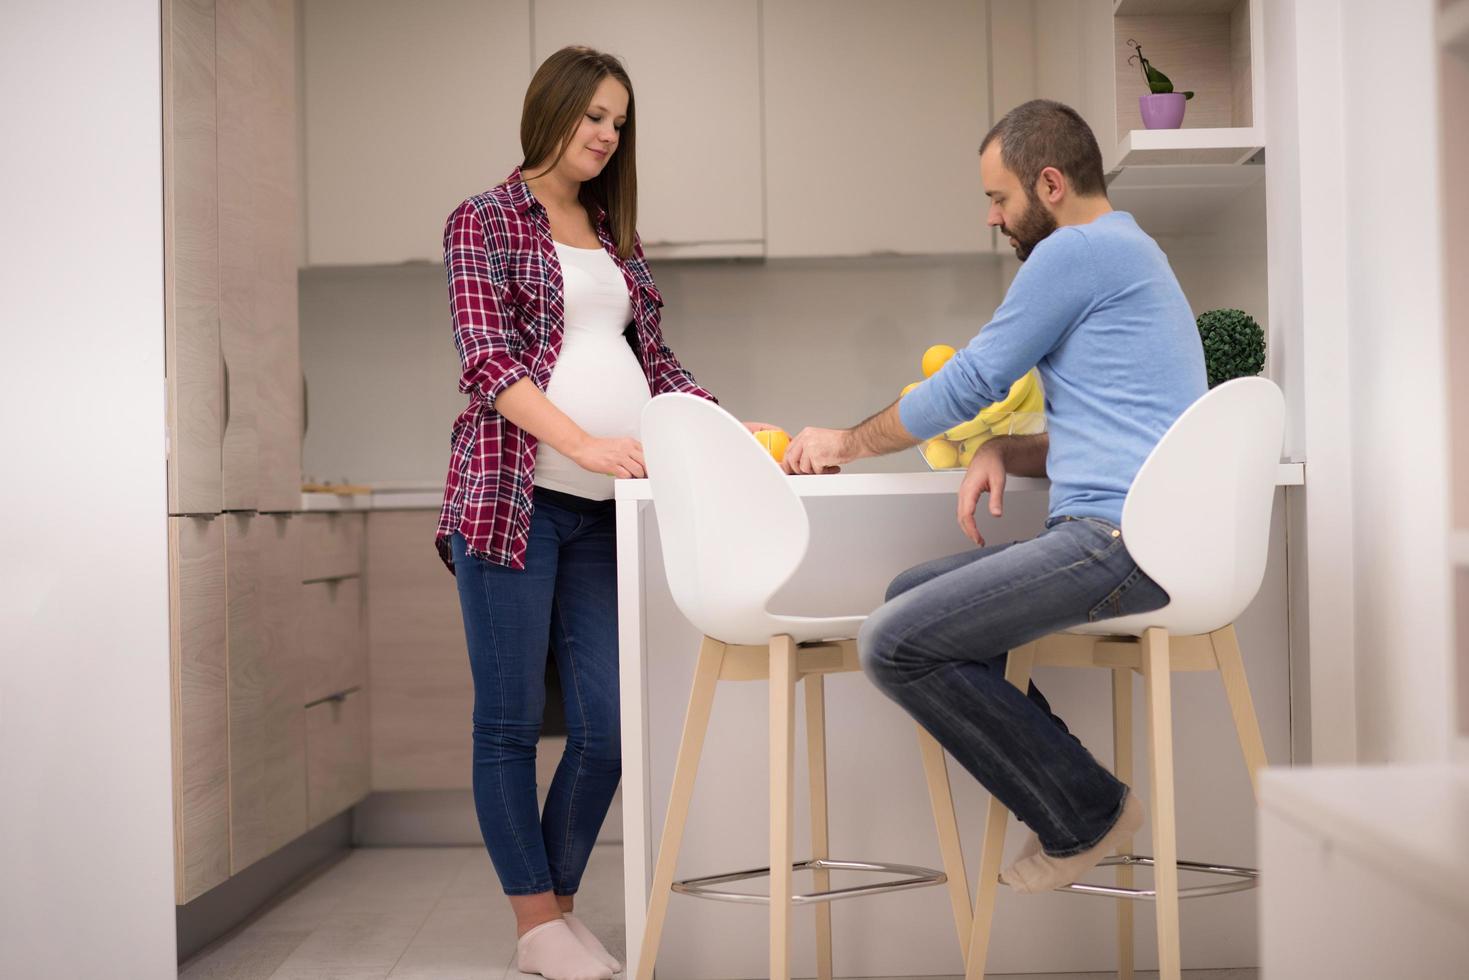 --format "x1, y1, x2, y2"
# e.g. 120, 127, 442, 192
742, 420, 781, 434
957, 440, 1007, 546
783, 427, 853, 475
